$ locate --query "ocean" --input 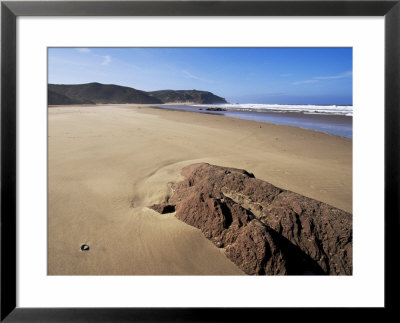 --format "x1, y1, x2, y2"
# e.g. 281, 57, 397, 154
155, 104, 353, 139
